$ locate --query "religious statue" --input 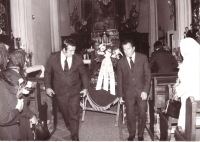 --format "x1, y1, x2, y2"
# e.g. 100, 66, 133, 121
128, 3, 139, 32
70, 6, 79, 33
102, 31, 109, 45
69, 6, 90, 34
